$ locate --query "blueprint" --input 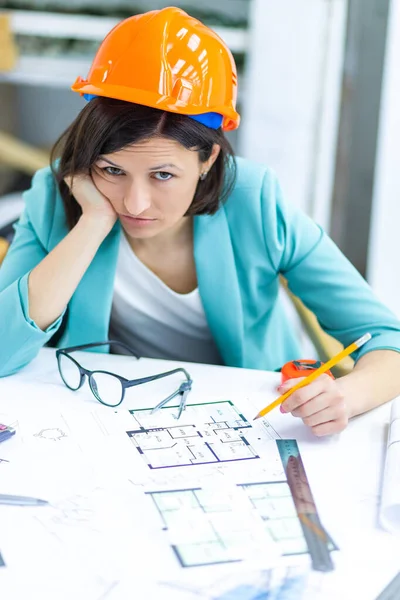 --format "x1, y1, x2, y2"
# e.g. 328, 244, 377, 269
147, 481, 307, 568
0, 395, 331, 597
127, 401, 264, 469
107, 400, 316, 569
